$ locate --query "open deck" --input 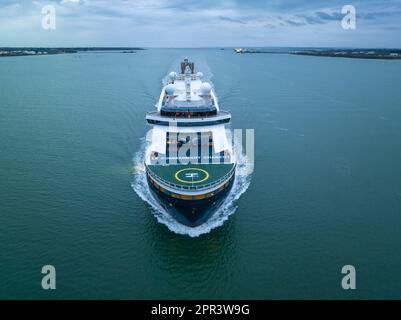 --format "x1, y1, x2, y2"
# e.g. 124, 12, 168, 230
146, 163, 235, 191
146, 110, 231, 126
